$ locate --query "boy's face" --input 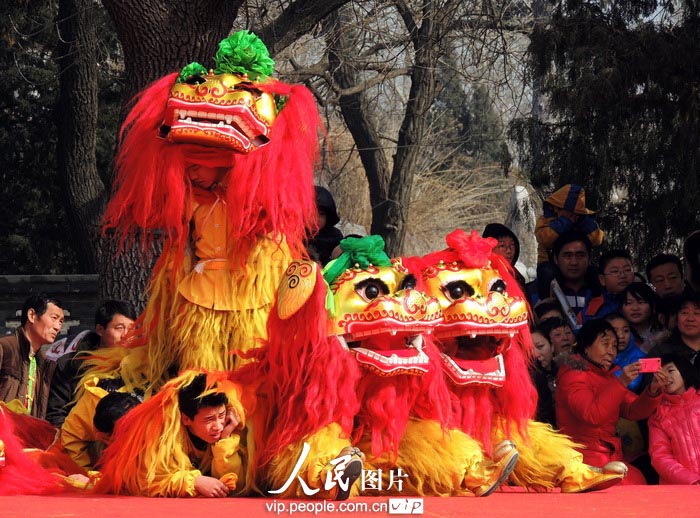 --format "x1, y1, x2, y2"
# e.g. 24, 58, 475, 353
97, 313, 135, 348
599, 258, 634, 294
182, 404, 227, 444
493, 236, 517, 264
